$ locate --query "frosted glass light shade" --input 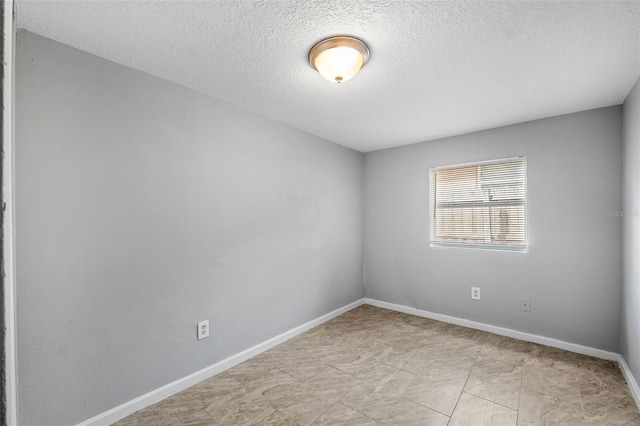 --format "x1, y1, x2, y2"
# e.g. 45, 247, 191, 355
309, 36, 370, 83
